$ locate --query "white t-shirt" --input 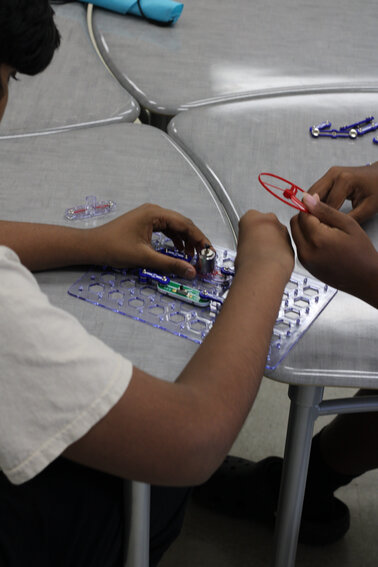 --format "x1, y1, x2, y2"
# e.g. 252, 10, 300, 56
0, 246, 133, 485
